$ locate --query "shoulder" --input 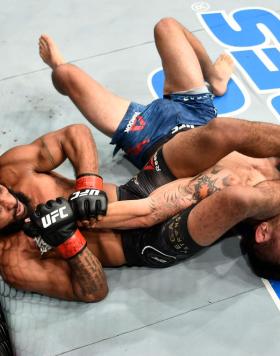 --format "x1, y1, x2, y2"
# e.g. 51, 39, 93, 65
0, 233, 36, 280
